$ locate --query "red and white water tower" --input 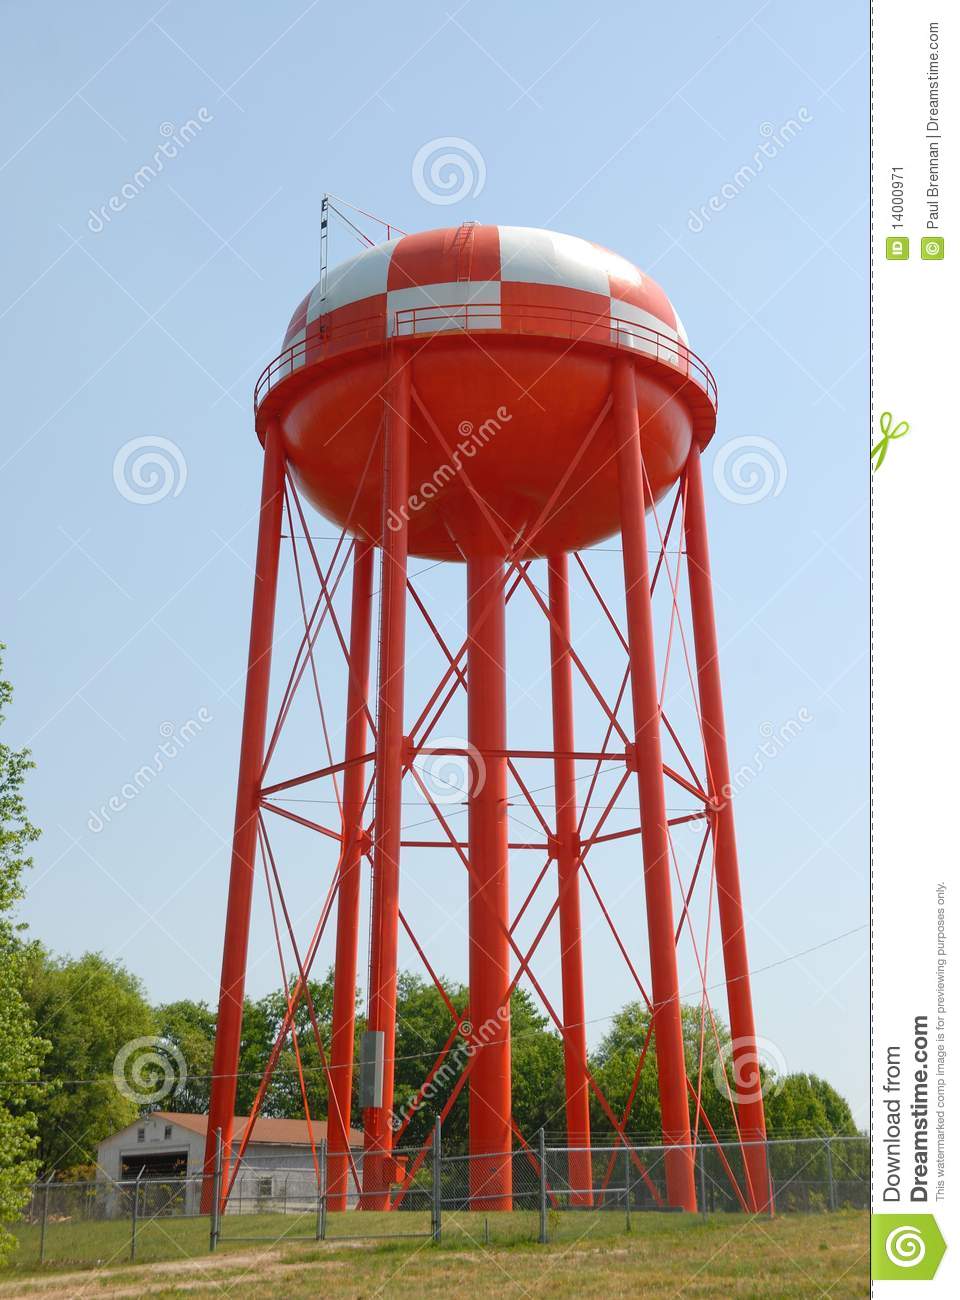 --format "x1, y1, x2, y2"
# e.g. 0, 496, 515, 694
203, 221, 770, 1216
